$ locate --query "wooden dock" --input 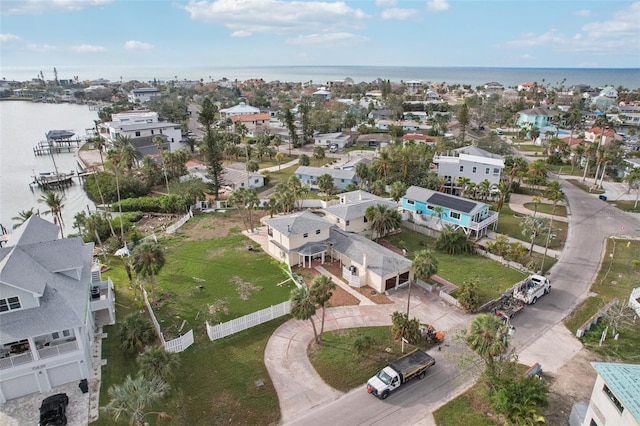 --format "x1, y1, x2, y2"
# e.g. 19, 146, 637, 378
33, 138, 83, 156
30, 172, 74, 189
